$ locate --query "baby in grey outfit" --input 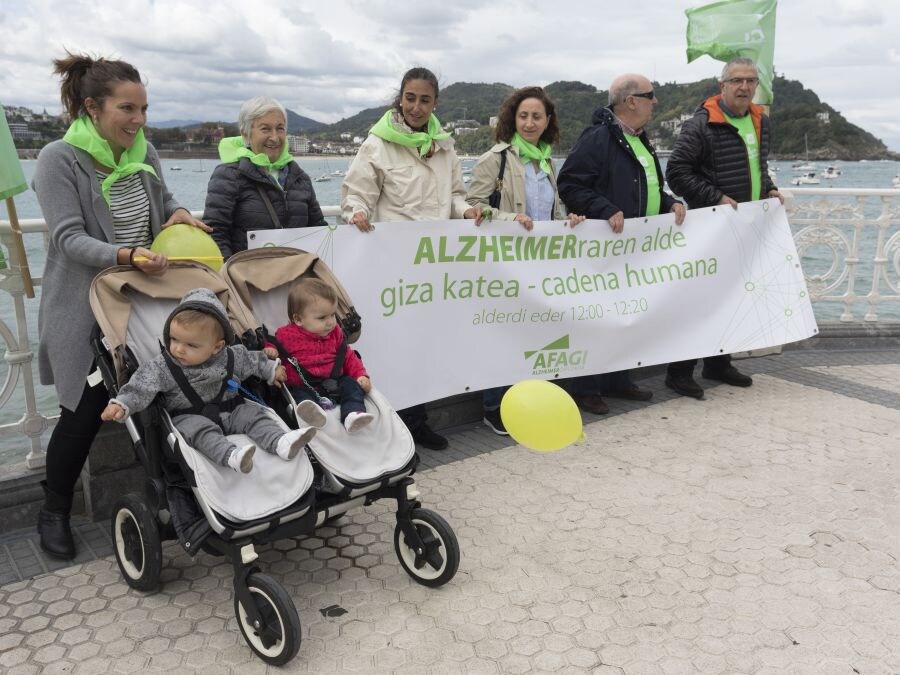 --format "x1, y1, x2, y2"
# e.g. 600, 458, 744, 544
101, 288, 322, 473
